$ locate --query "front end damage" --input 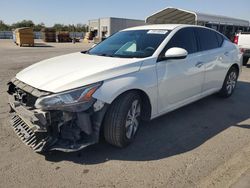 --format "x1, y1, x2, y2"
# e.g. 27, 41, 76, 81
7, 78, 108, 152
